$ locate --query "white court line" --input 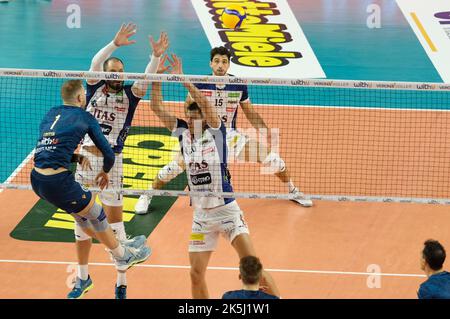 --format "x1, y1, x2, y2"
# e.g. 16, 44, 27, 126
0, 150, 34, 194
0, 259, 426, 278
